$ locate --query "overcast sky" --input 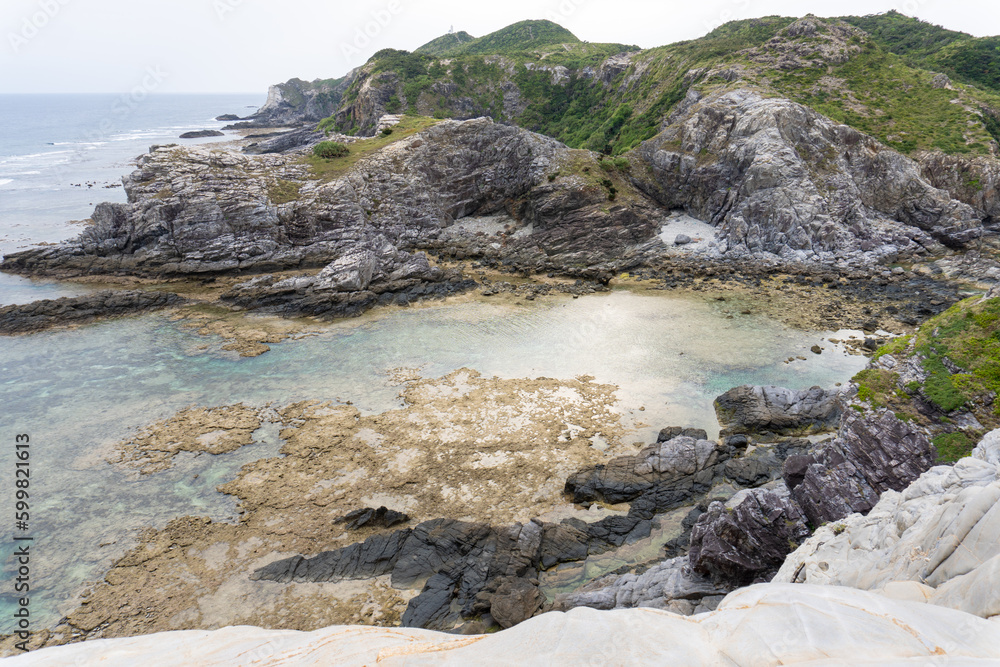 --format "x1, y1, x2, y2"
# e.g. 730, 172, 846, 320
1, 0, 997, 94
